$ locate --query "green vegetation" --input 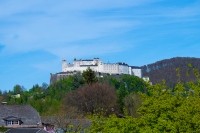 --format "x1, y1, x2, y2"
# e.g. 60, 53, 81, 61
136, 81, 200, 132
0, 126, 7, 132
2, 68, 146, 116
2, 66, 200, 132
82, 67, 98, 85
88, 79, 200, 132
